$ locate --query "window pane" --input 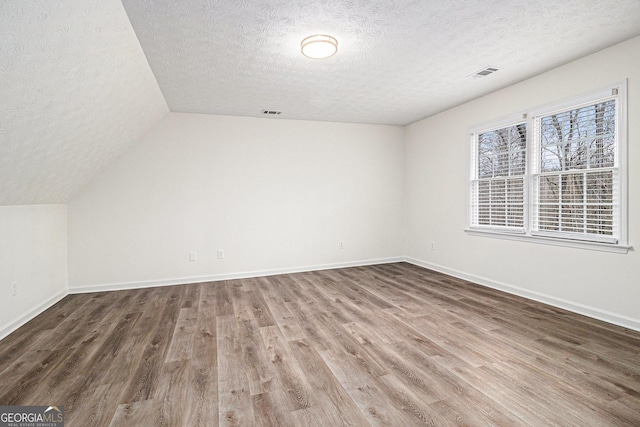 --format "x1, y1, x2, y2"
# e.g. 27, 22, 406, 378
561, 174, 584, 204
540, 146, 562, 172
473, 122, 526, 229
472, 177, 524, 228
538, 205, 559, 231
477, 180, 490, 225
586, 171, 613, 203
586, 205, 613, 235
491, 180, 506, 225
539, 175, 559, 203
535, 171, 614, 236
478, 155, 493, 178
510, 148, 527, 175
496, 153, 509, 176
589, 136, 615, 168
540, 100, 615, 172
478, 123, 526, 178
